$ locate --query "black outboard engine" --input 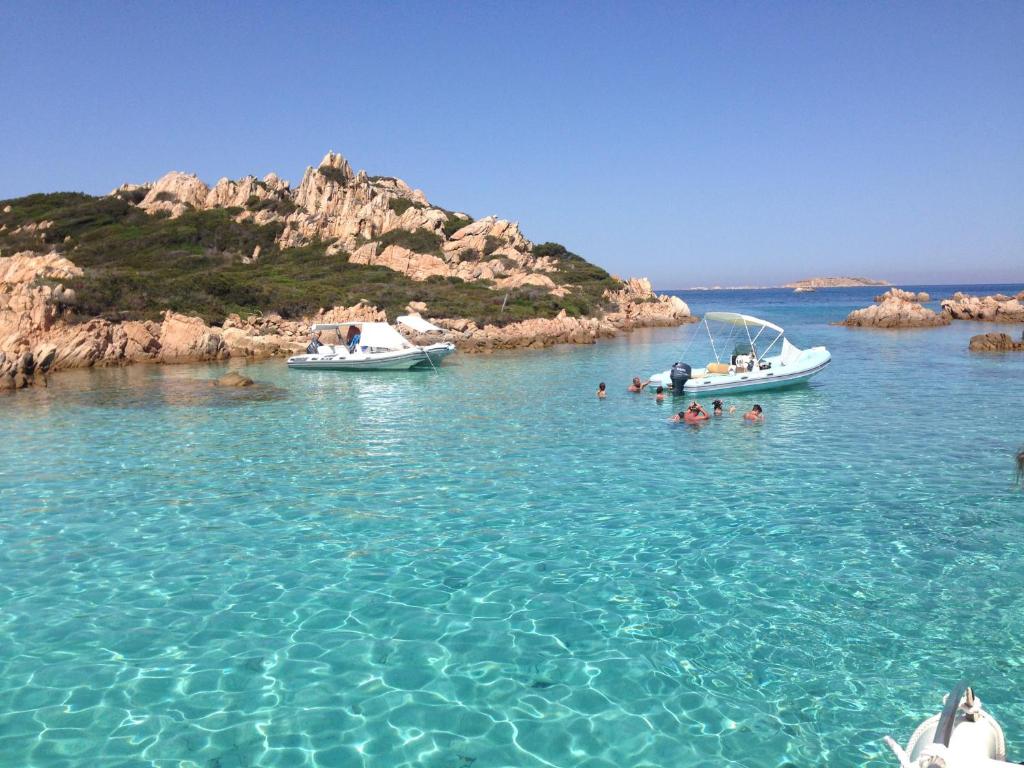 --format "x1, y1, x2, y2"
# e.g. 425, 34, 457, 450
670, 362, 691, 396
